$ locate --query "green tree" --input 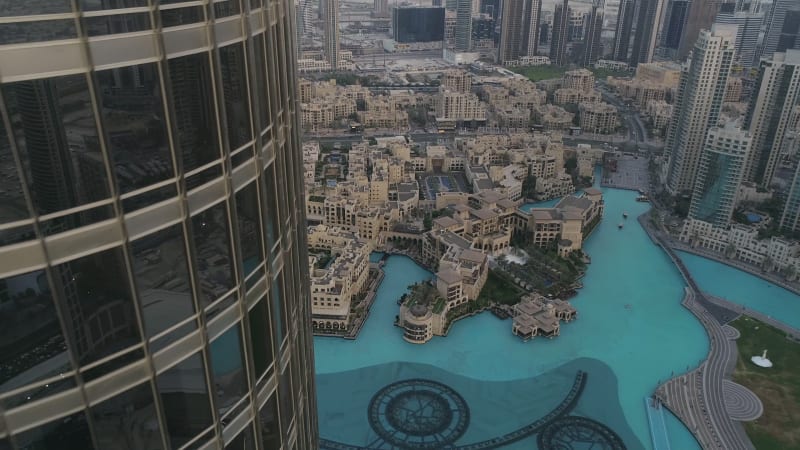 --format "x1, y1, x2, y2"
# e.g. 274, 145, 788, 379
522, 174, 537, 198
